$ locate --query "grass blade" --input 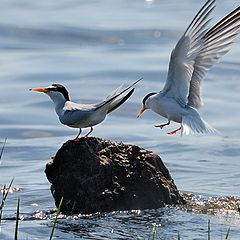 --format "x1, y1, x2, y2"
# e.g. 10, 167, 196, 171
14, 198, 20, 240
0, 137, 7, 162
2, 177, 14, 202
225, 227, 230, 239
148, 223, 158, 240
0, 177, 14, 223
151, 223, 157, 240
208, 219, 211, 240
0, 185, 6, 223
49, 197, 63, 240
